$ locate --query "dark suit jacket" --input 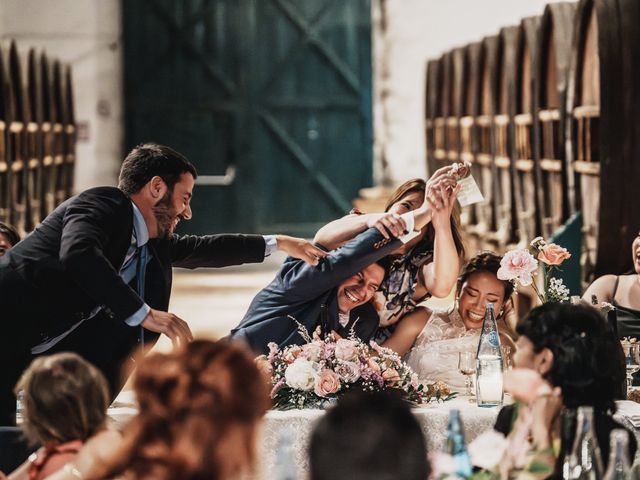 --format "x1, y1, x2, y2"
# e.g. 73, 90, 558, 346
230, 228, 401, 354
0, 186, 265, 395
